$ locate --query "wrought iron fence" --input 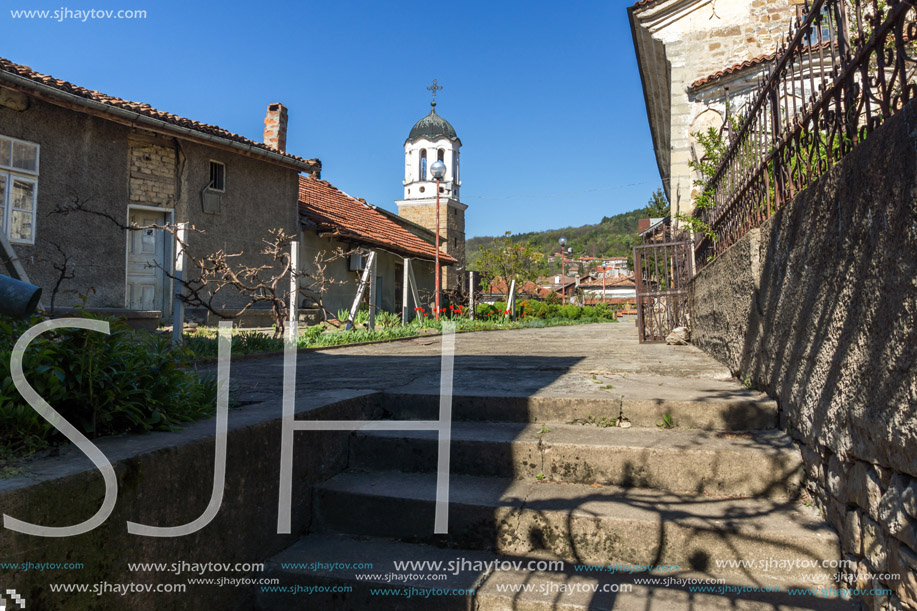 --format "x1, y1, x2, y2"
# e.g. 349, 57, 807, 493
634, 240, 693, 342
694, 0, 917, 267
